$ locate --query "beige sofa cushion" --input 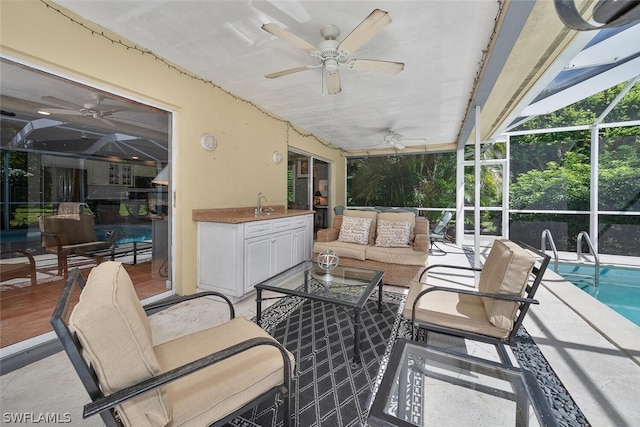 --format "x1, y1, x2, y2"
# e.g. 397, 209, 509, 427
404, 282, 511, 339
375, 220, 412, 247
338, 216, 372, 245
343, 210, 378, 244
70, 262, 170, 427
366, 246, 428, 266
313, 240, 367, 261
479, 239, 535, 331
155, 316, 294, 426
